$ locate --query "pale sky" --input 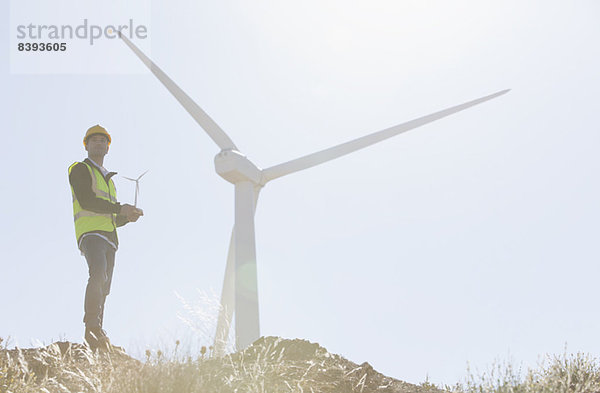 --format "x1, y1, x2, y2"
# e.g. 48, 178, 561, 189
2, 0, 600, 385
